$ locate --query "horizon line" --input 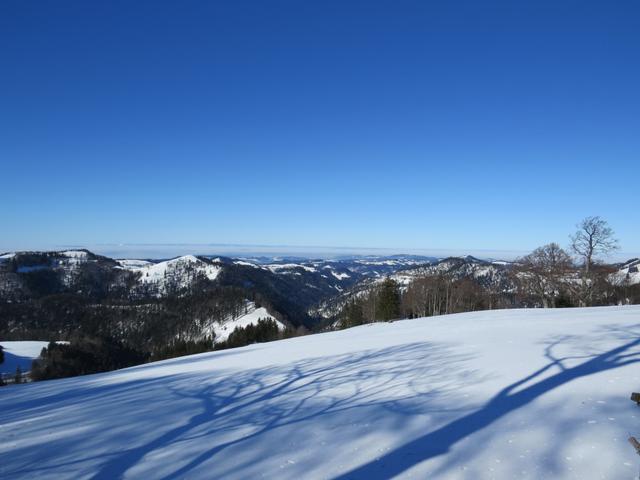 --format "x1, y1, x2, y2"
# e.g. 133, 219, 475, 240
2, 242, 638, 262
